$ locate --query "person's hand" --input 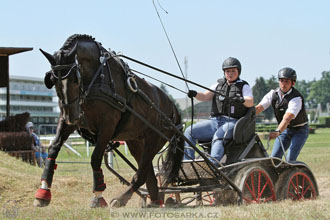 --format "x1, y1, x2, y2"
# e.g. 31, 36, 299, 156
187, 90, 197, 98
231, 96, 245, 103
269, 130, 280, 140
